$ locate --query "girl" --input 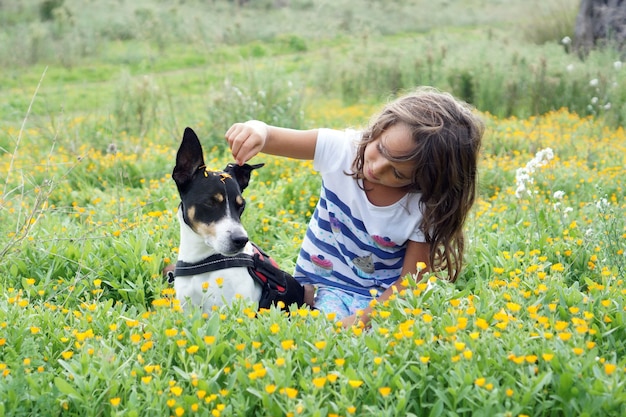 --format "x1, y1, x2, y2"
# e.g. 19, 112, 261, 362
225, 88, 484, 327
